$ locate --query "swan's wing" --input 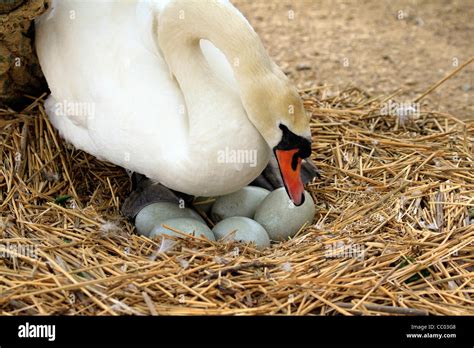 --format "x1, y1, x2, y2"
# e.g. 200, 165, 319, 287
35, 0, 115, 130
35, 0, 188, 161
